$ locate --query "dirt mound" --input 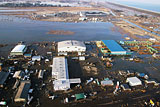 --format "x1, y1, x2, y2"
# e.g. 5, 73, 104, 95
47, 30, 75, 35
